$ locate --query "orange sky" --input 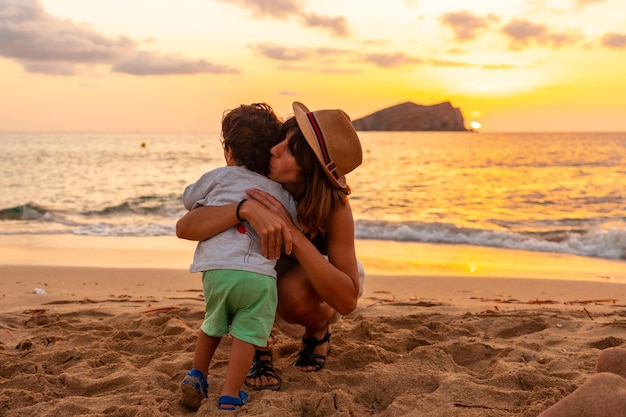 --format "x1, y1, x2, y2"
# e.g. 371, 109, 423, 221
1, 0, 626, 132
